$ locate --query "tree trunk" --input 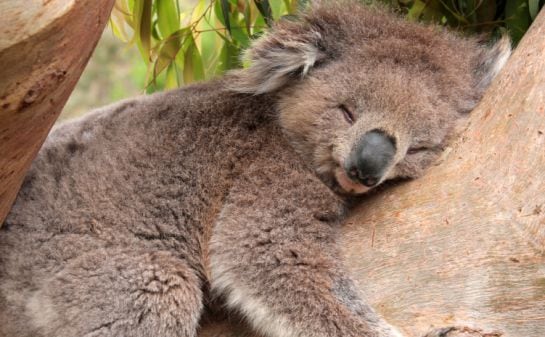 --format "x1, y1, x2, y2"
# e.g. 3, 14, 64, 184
0, 0, 115, 224
198, 8, 545, 337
